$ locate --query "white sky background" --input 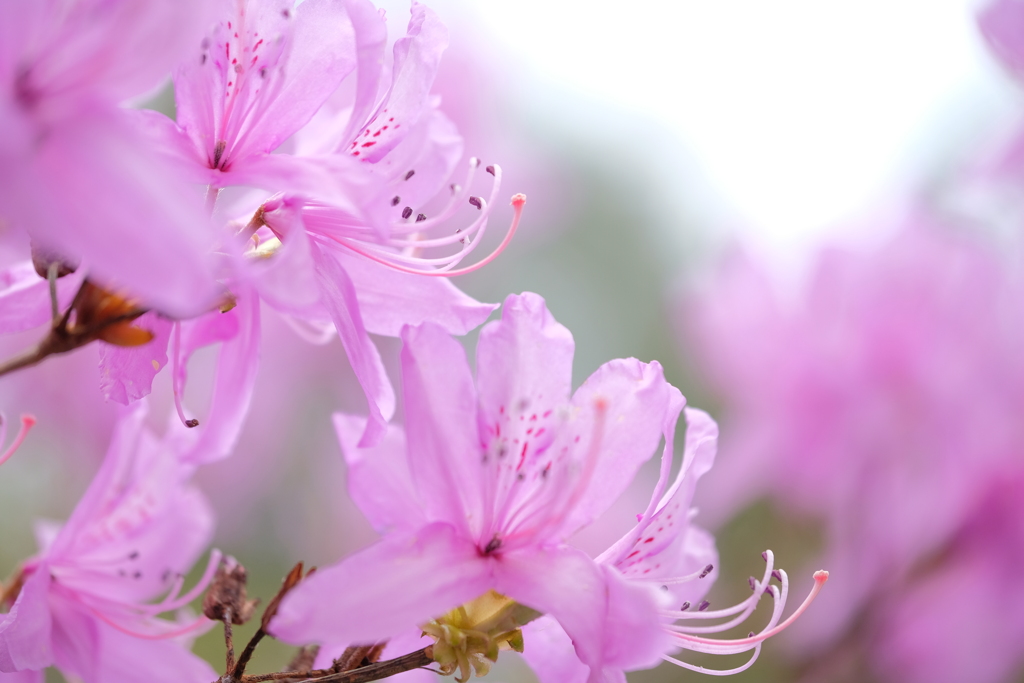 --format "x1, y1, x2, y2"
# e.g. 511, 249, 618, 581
386, 0, 1024, 274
